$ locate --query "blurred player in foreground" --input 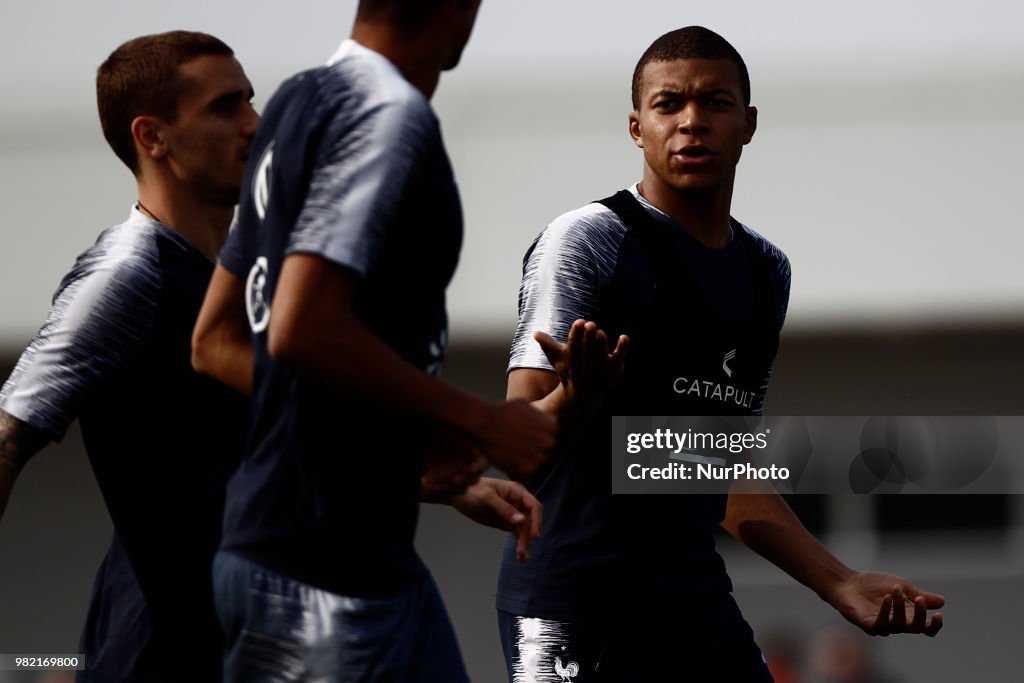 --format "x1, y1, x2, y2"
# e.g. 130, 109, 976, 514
191, 1, 553, 680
